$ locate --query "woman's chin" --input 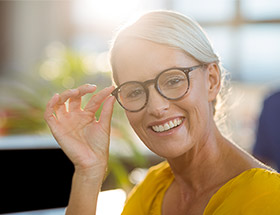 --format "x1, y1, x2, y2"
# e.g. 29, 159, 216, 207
146, 138, 194, 159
